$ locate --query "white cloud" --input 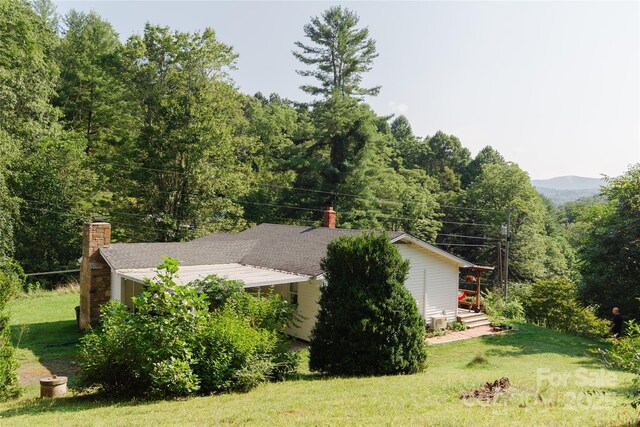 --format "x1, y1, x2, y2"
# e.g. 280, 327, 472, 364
388, 101, 409, 114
